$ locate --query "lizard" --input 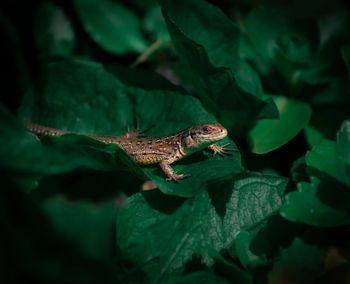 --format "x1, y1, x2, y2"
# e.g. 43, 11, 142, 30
25, 122, 235, 181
